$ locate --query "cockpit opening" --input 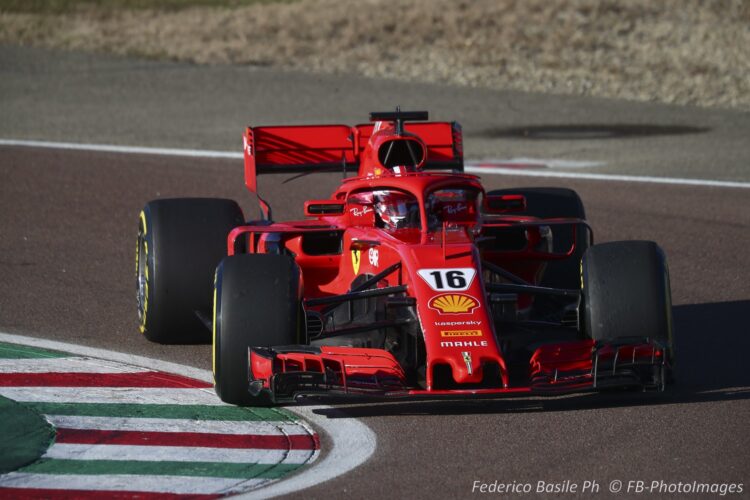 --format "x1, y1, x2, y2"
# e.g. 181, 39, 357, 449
377, 139, 426, 170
